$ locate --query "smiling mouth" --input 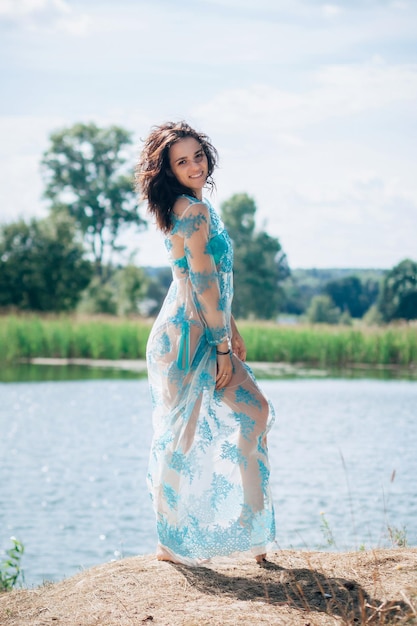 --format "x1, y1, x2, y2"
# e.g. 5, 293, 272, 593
190, 172, 204, 179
